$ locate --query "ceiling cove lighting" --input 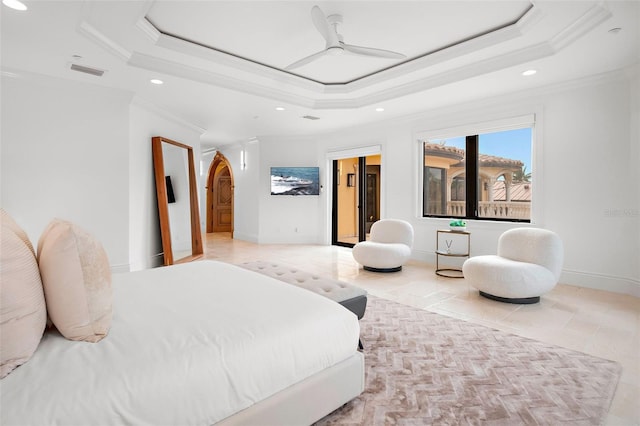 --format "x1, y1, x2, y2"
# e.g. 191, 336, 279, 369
522, 69, 537, 76
150, 79, 163, 85
2, 0, 27, 11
